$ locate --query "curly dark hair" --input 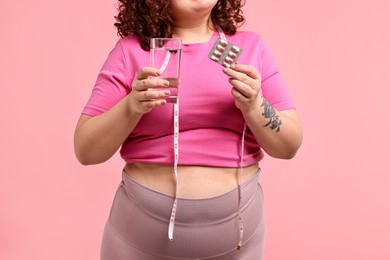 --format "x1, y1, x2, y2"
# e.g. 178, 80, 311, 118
114, 0, 246, 51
